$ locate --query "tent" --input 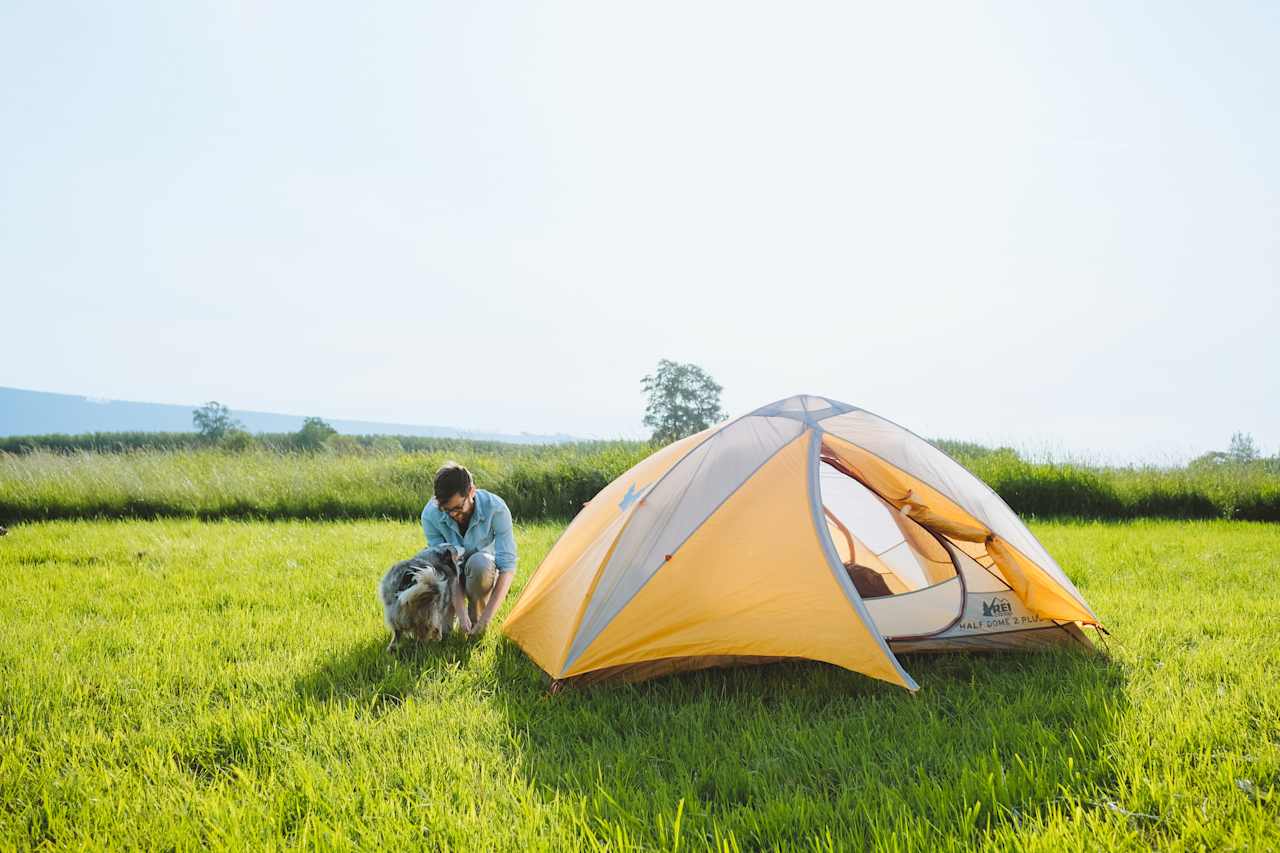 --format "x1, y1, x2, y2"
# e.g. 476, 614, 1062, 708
503, 395, 1101, 691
